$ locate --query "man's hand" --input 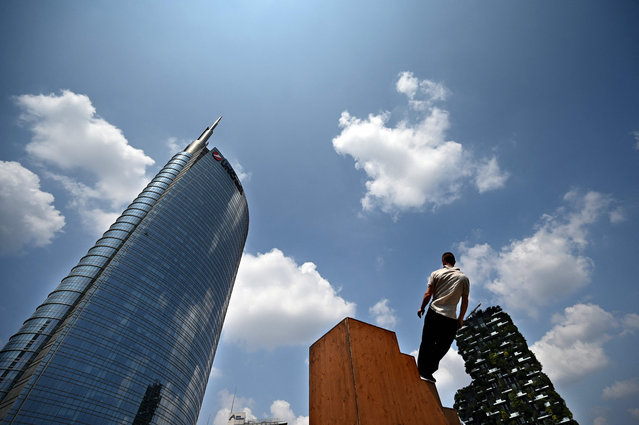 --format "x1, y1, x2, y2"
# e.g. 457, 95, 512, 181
457, 293, 468, 330
418, 288, 432, 319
